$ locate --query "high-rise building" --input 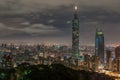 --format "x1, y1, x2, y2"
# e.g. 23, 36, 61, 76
72, 6, 79, 65
106, 49, 112, 70
91, 55, 100, 71
95, 29, 104, 64
112, 58, 120, 73
115, 45, 120, 58
106, 49, 111, 63
84, 54, 90, 62
111, 45, 120, 72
